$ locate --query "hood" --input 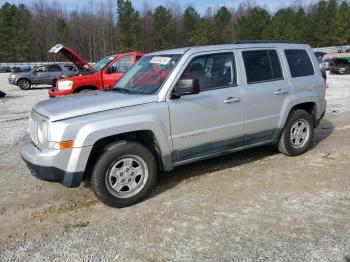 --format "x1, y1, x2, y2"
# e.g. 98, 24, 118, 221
34, 91, 158, 122
49, 44, 95, 72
